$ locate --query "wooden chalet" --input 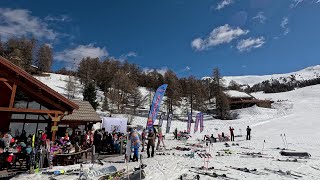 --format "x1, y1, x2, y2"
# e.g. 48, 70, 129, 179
58, 100, 101, 137
0, 56, 81, 141
224, 90, 273, 110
